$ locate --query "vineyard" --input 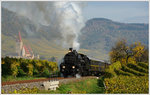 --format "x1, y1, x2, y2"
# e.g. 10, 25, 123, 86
104, 62, 149, 93
2, 57, 59, 82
